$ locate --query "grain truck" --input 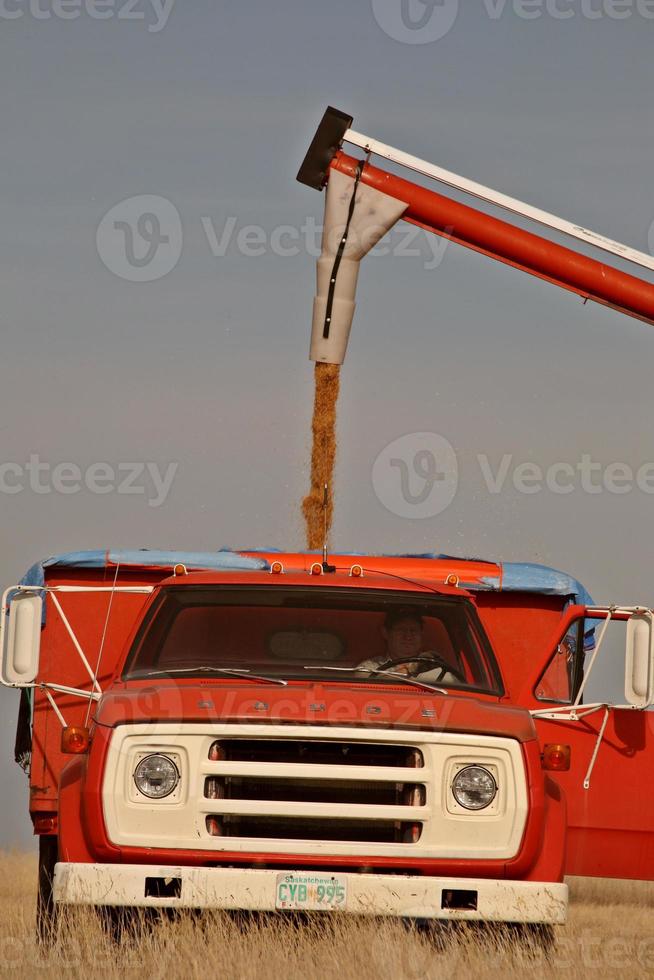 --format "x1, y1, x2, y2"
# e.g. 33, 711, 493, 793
3, 549, 652, 934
